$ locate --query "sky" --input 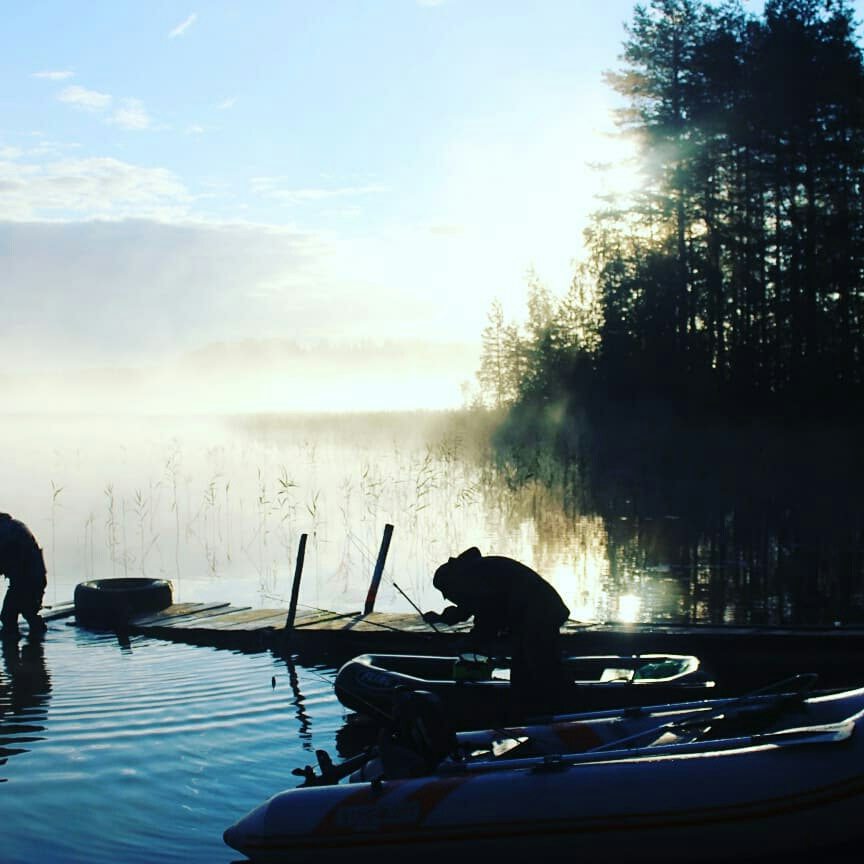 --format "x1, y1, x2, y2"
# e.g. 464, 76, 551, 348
2, 0, 863, 411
